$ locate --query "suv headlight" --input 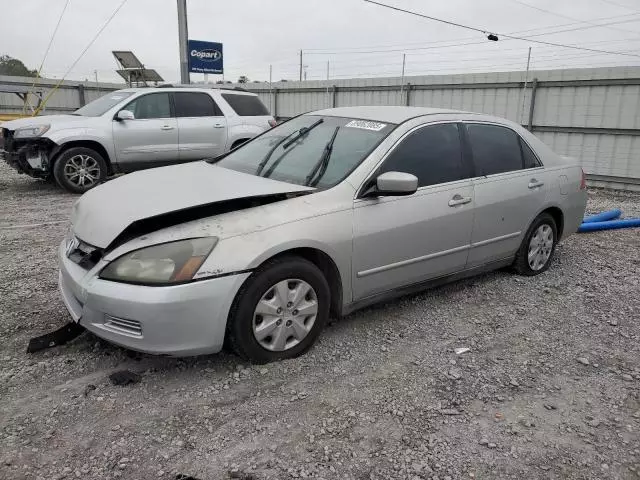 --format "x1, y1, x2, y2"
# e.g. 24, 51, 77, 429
14, 124, 50, 139
100, 238, 217, 285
